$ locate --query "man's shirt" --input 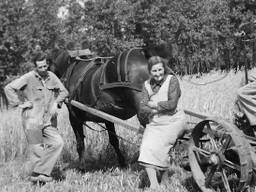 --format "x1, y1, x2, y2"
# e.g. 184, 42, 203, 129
4, 70, 69, 127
